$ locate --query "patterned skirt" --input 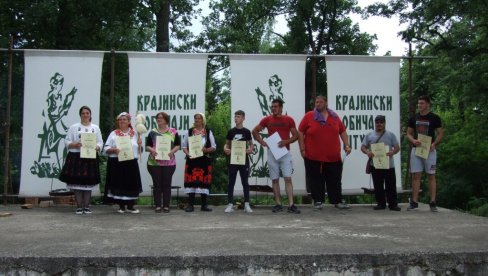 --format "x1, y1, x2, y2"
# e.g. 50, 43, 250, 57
184, 156, 213, 191
59, 152, 100, 186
